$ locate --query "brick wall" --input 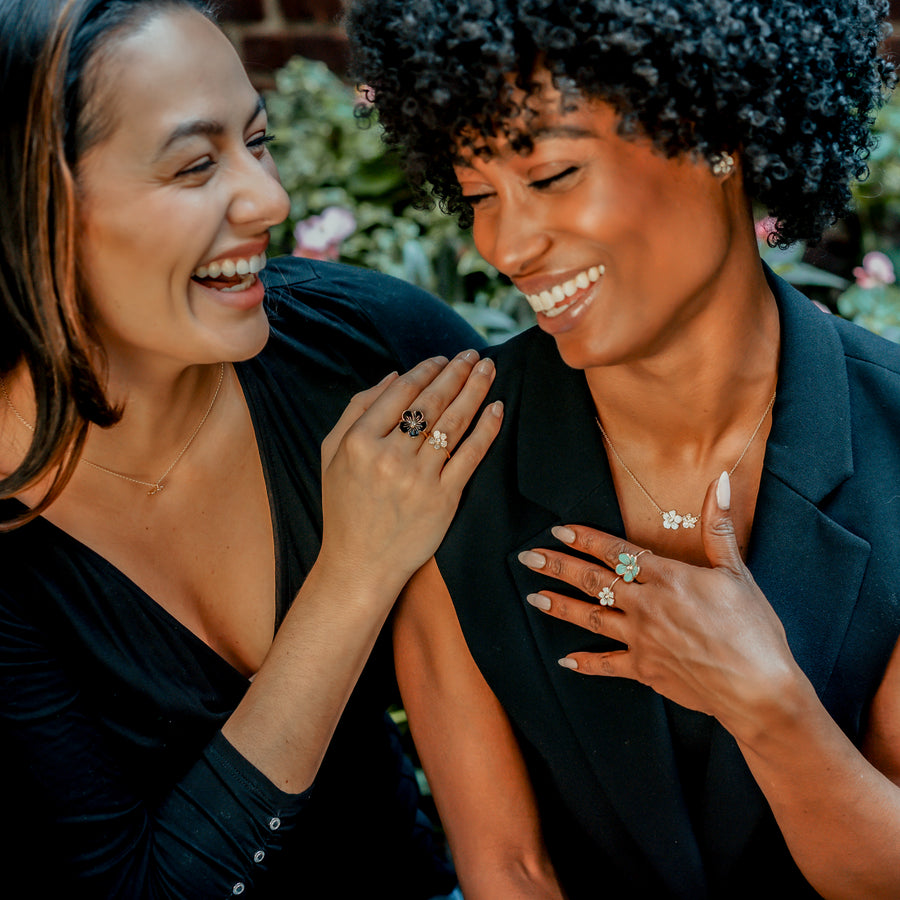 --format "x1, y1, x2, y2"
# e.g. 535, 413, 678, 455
217, 0, 348, 90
